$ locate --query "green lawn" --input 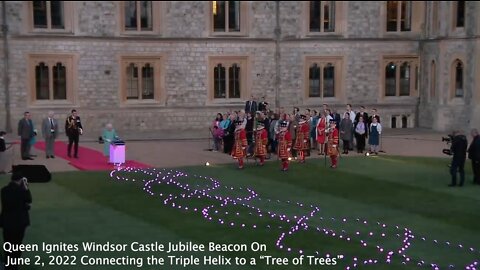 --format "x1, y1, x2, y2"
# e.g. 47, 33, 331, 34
0, 155, 479, 270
